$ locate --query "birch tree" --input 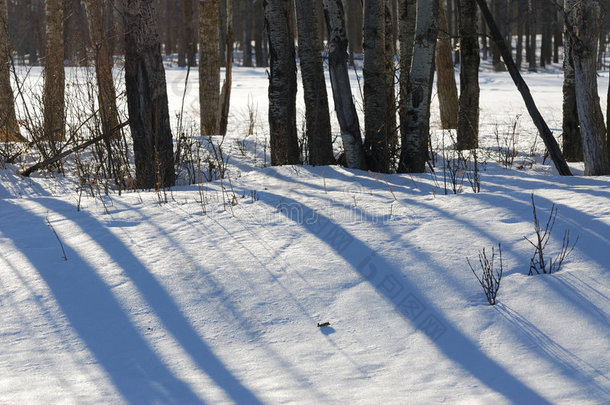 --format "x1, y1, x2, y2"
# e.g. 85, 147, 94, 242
562, 7, 582, 162
398, 0, 438, 173
295, 0, 334, 165
199, 0, 220, 135
323, 0, 366, 169
457, 0, 479, 150
265, 0, 300, 165
0, 0, 20, 142
566, 0, 609, 175
43, 0, 65, 141
124, 0, 175, 188
363, 0, 389, 172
